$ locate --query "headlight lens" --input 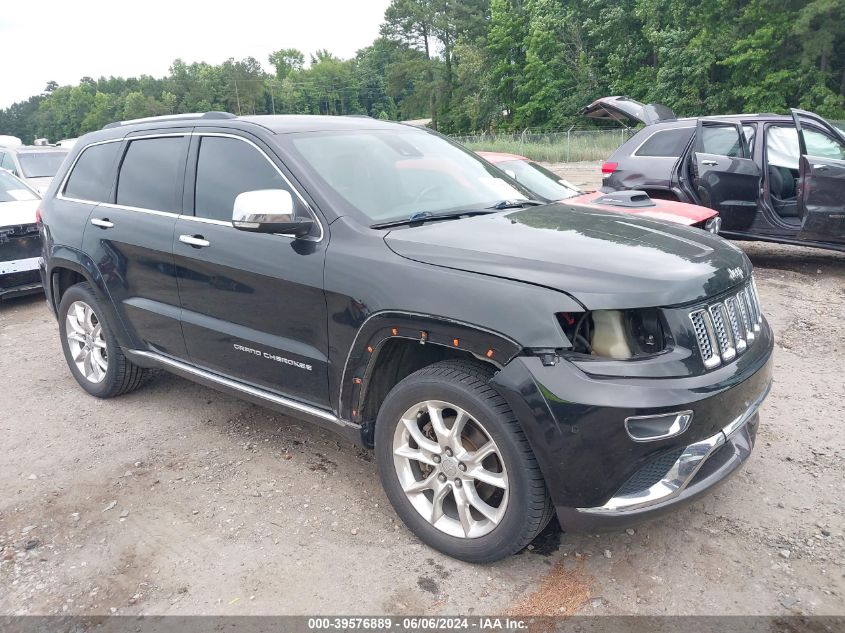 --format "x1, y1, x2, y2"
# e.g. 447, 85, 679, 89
557, 308, 667, 359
